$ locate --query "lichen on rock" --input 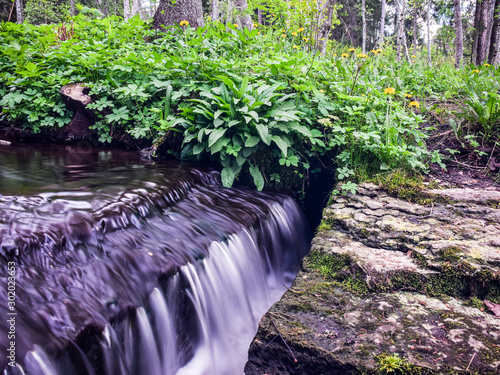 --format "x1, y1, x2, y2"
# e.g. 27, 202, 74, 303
245, 183, 500, 375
